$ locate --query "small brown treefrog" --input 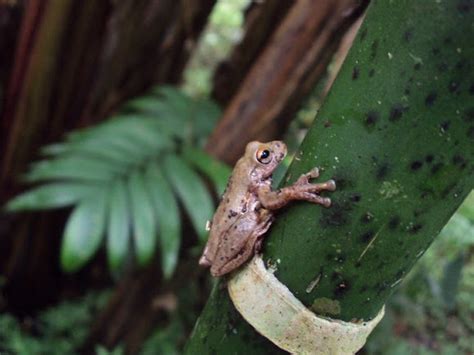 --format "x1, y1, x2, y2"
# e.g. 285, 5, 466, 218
199, 141, 336, 277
